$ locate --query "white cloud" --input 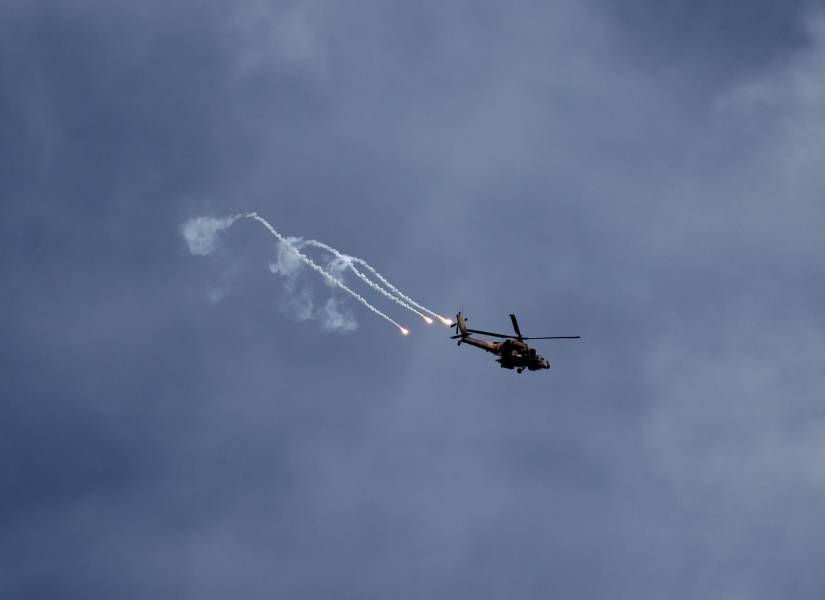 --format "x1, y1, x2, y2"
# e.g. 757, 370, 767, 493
287, 283, 314, 321
267, 236, 306, 277
319, 297, 357, 333
180, 215, 238, 256
323, 255, 350, 287
267, 238, 357, 332
182, 214, 363, 334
